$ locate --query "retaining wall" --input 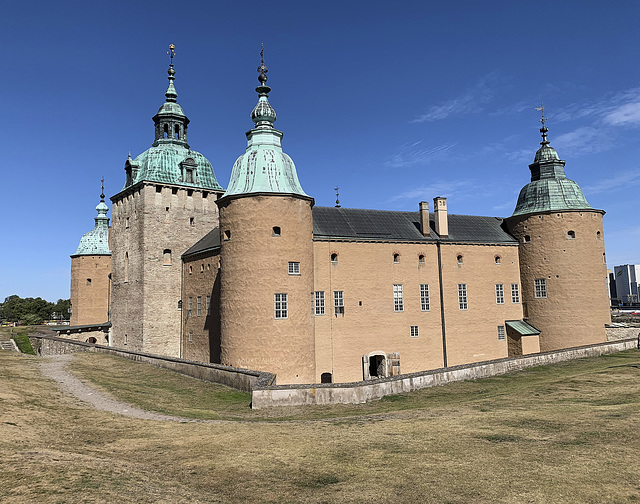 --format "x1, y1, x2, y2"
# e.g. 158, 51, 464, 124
251, 338, 638, 409
607, 324, 640, 342
30, 335, 274, 392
